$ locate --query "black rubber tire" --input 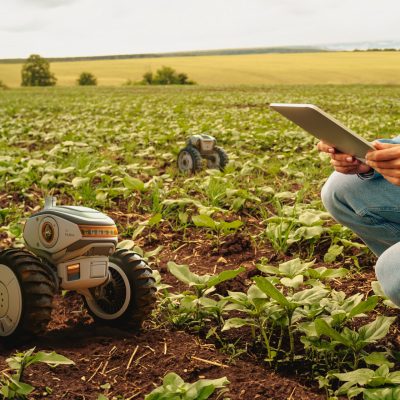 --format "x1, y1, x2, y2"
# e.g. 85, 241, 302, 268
214, 146, 229, 171
83, 249, 156, 330
177, 146, 203, 173
0, 249, 56, 342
